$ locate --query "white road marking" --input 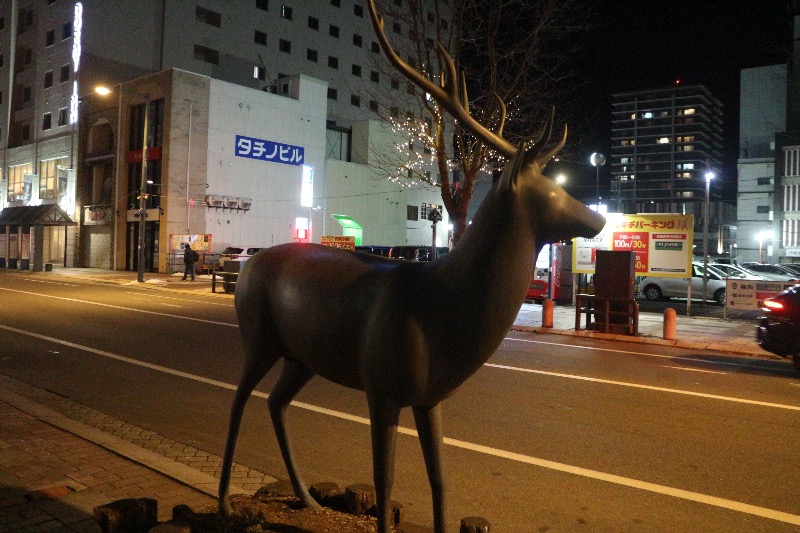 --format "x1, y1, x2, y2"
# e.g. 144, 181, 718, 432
662, 365, 727, 374
504, 336, 769, 370
1, 322, 799, 526
22, 278, 79, 287
0, 288, 235, 327
123, 291, 234, 307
